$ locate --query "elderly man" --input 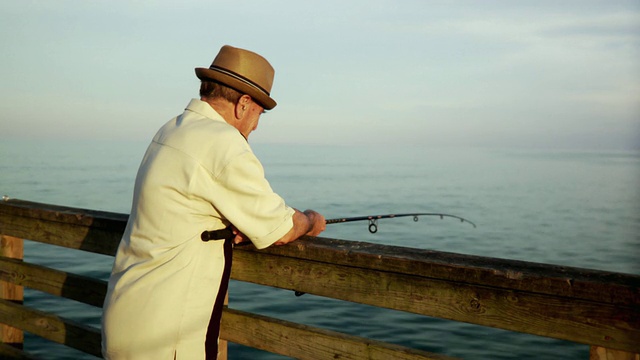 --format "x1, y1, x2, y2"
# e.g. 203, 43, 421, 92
102, 45, 326, 359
